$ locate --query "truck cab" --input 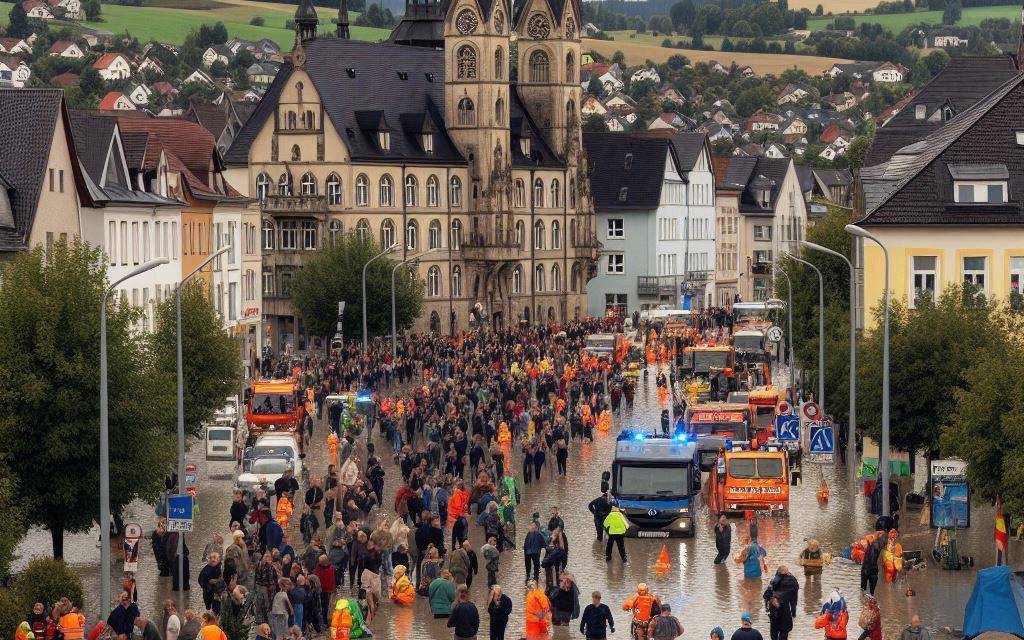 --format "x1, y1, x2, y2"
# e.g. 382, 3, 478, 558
708, 448, 790, 513
747, 386, 785, 443
247, 379, 305, 451
685, 402, 753, 470
607, 431, 701, 538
